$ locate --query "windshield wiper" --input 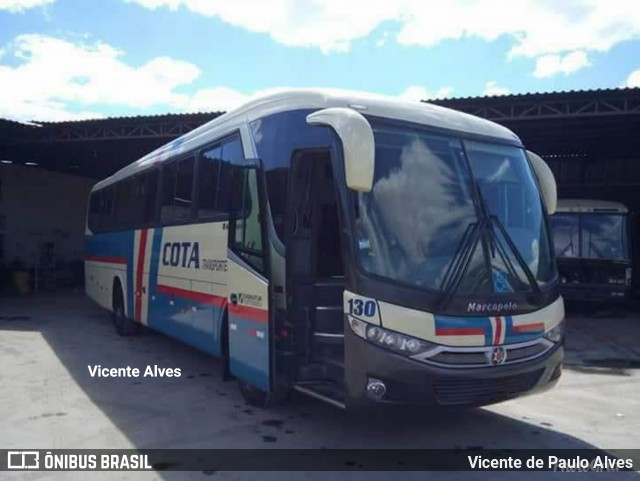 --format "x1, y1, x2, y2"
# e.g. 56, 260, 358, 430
473, 180, 543, 303
490, 215, 543, 303
440, 222, 475, 291
490, 232, 522, 289
438, 181, 543, 310
438, 217, 486, 310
